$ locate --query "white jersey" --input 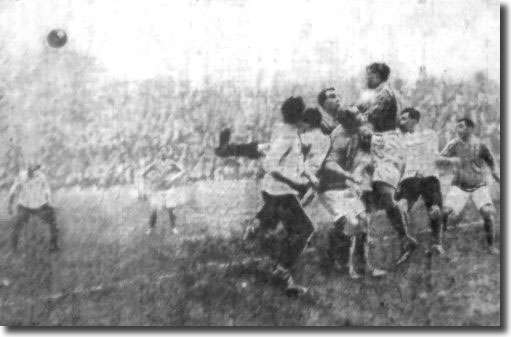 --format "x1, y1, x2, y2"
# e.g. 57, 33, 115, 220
10, 170, 52, 209
401, 128, 440, 180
